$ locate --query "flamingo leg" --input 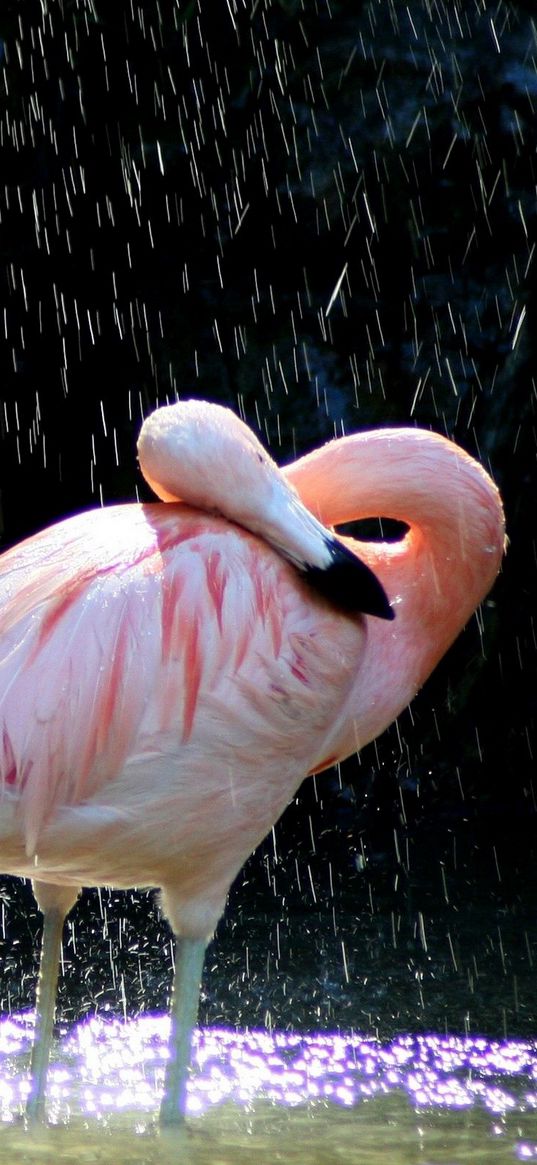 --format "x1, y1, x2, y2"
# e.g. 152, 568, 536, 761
26, 882, 79, 1123
159, 935, 206, 1127
26, 906, 65, 1121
